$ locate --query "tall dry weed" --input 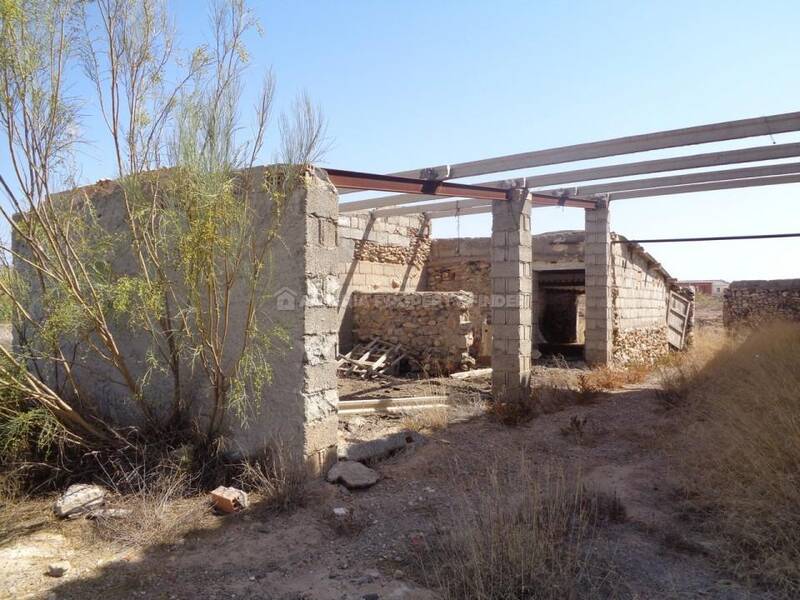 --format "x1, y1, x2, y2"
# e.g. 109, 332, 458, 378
416, 460, 619, 599
673, 323, 800, 594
